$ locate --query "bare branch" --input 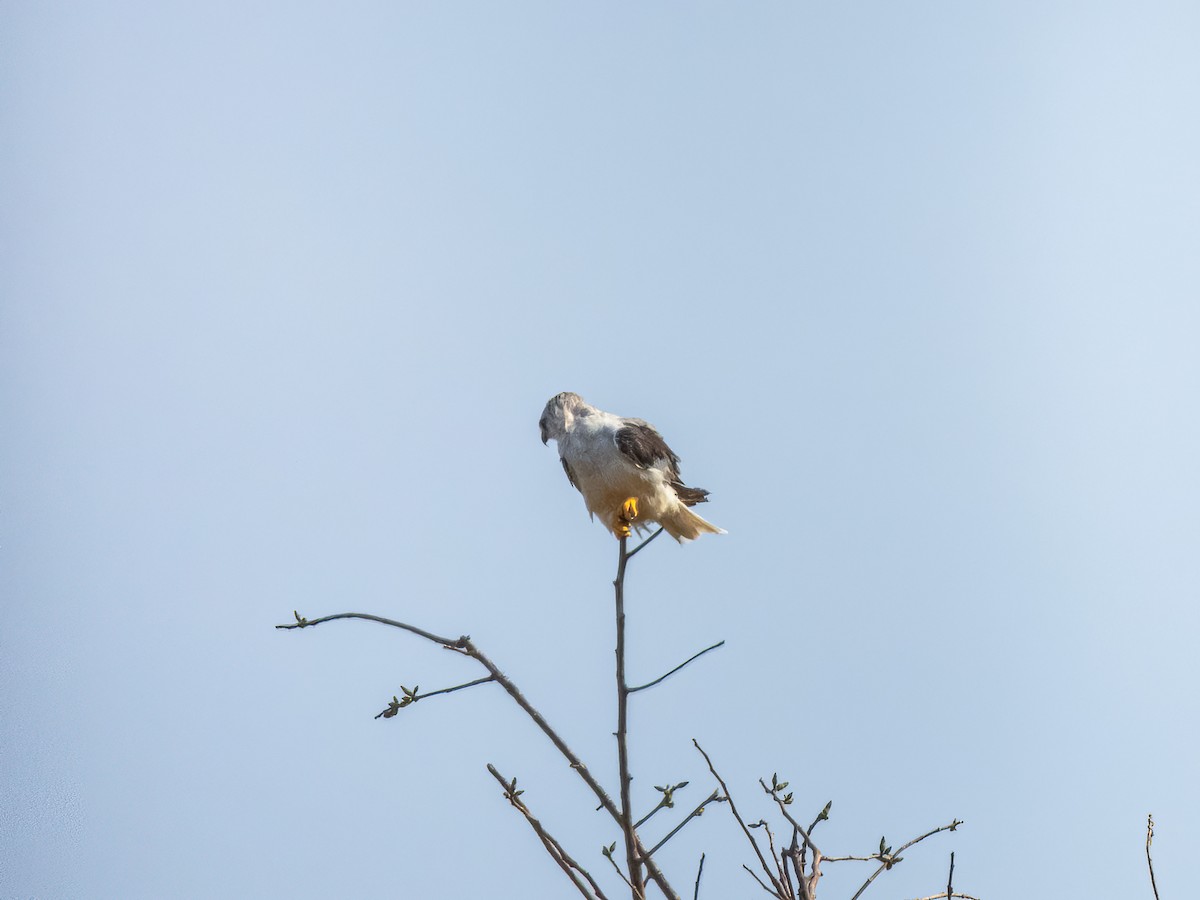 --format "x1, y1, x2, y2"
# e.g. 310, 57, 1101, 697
487, 764, 608, 900
279, 609, 680, 900
693, 853, 705, 900
1147, 814, 1160, 900
629, 641, 725, 694
693, 740, 787, 898
614, 535, 644, 898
